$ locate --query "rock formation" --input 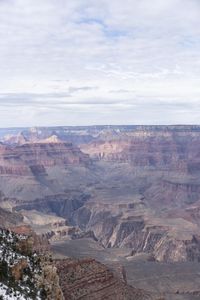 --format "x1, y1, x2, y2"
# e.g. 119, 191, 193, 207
1, 126, 200, 265
55, 258, 154, 300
